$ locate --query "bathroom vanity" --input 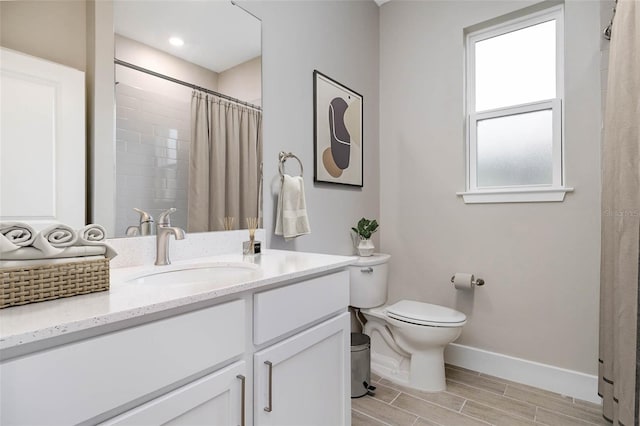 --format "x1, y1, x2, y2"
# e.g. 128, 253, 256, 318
0, 249, 354, 425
